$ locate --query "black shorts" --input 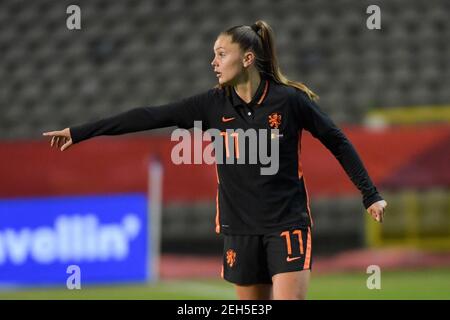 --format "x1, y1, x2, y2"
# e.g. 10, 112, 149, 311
221, 226, 312, 285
